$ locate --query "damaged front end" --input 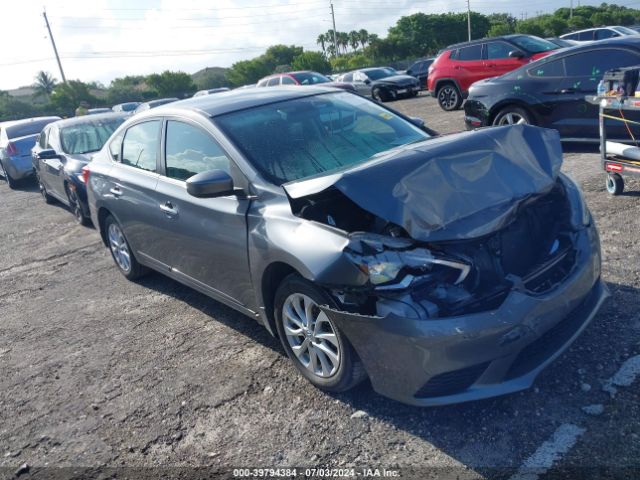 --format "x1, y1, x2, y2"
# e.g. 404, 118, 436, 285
283, 124, 606, 405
